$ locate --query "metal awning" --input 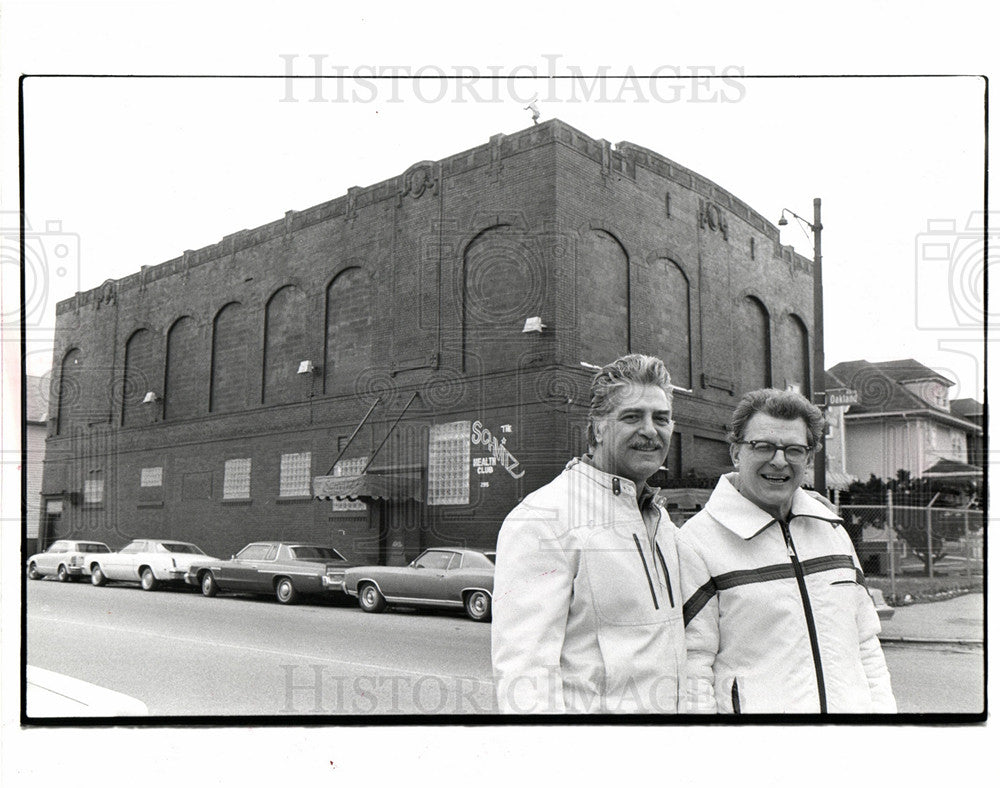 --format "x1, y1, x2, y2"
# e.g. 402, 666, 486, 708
313, 471, 425, 503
